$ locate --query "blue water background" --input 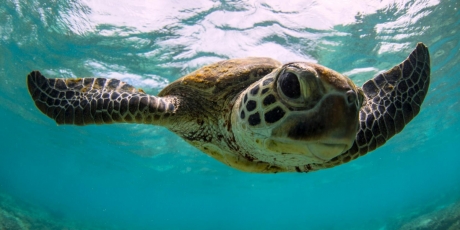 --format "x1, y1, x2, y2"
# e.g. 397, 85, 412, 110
1, 0, 459, 229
